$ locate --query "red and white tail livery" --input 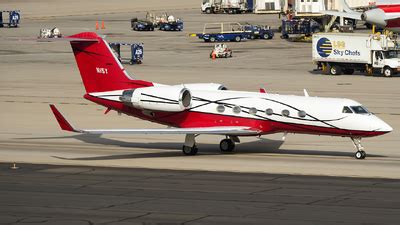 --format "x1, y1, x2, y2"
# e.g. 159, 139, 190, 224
50, 32, 392, 159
